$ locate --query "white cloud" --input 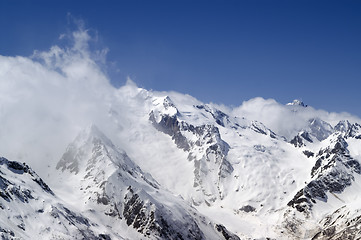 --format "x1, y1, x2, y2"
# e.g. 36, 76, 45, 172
232, 97, 361, 139
0, 27, 116, 174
